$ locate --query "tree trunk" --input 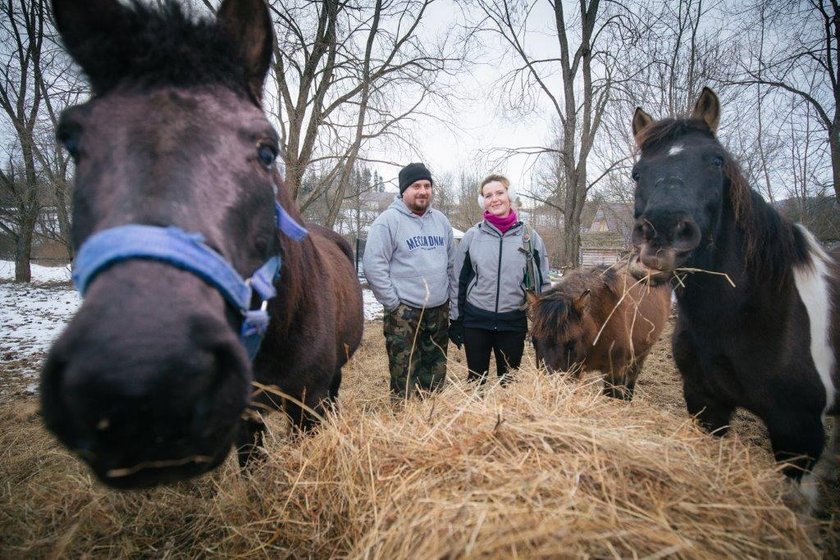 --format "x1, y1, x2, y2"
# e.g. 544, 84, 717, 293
56, 181, 73, 259
14, 214, 35, 282
831, 121, 840, 202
